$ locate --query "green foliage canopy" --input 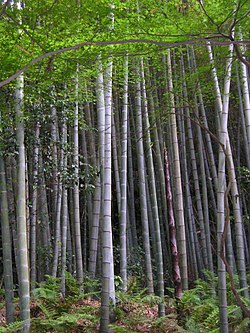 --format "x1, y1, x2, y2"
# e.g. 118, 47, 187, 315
0, 0, 249, 87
